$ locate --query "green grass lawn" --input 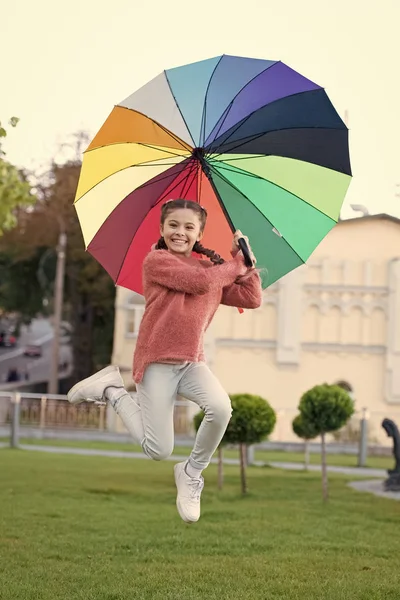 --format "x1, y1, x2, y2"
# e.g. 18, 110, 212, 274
1, 449, 400, 599
0, 436, 393, 470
